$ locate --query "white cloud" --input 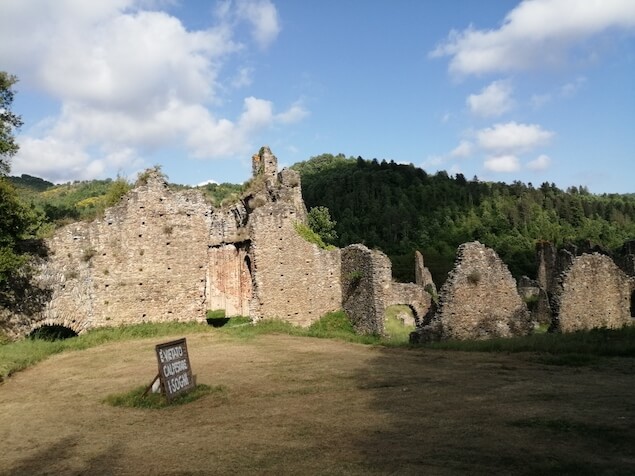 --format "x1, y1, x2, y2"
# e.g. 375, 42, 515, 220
467, 79, 514, 117
431, 0, 635, 76
0, 0, 298, 182
235, 0, 280, 48
484, 155, 521, 173
527, 154, 552, 171
450, 140, 473, 158
275, 101, 309, 124
197, 179, 219, 187
232, 66, 254, 88
476, 121, 554, 154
